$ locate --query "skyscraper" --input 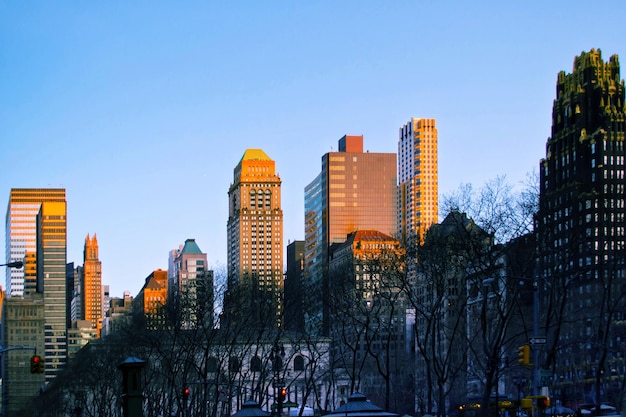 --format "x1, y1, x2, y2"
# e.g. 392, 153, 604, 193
397, 118, 438, 243
536, 49, 625, 404
83, 234, 103, 335
5, 188, 66, 297
304, 135, 397, 334
36, 198, 68, 383
226, 149, 284, 329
